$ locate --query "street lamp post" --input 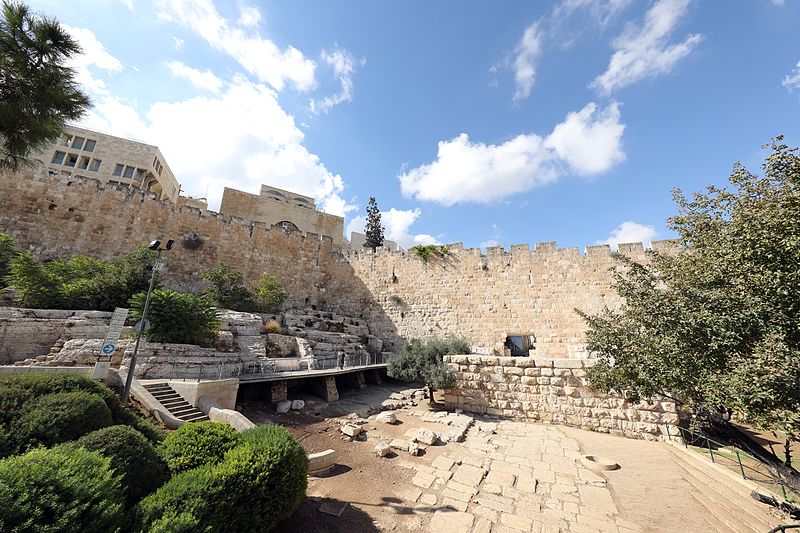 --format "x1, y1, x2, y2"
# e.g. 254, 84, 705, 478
121, 239, 173, 405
